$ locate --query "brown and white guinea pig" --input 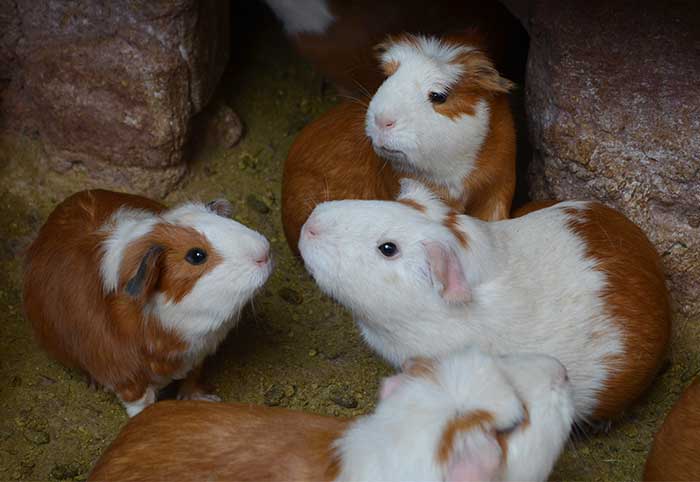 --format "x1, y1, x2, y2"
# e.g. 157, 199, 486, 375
23, 190, 272, 416
298, 179, 671, 422
88, 347, 574, 482
262, 0, 527, 95
282, 33, 516, 254
643, 377, 700, 481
